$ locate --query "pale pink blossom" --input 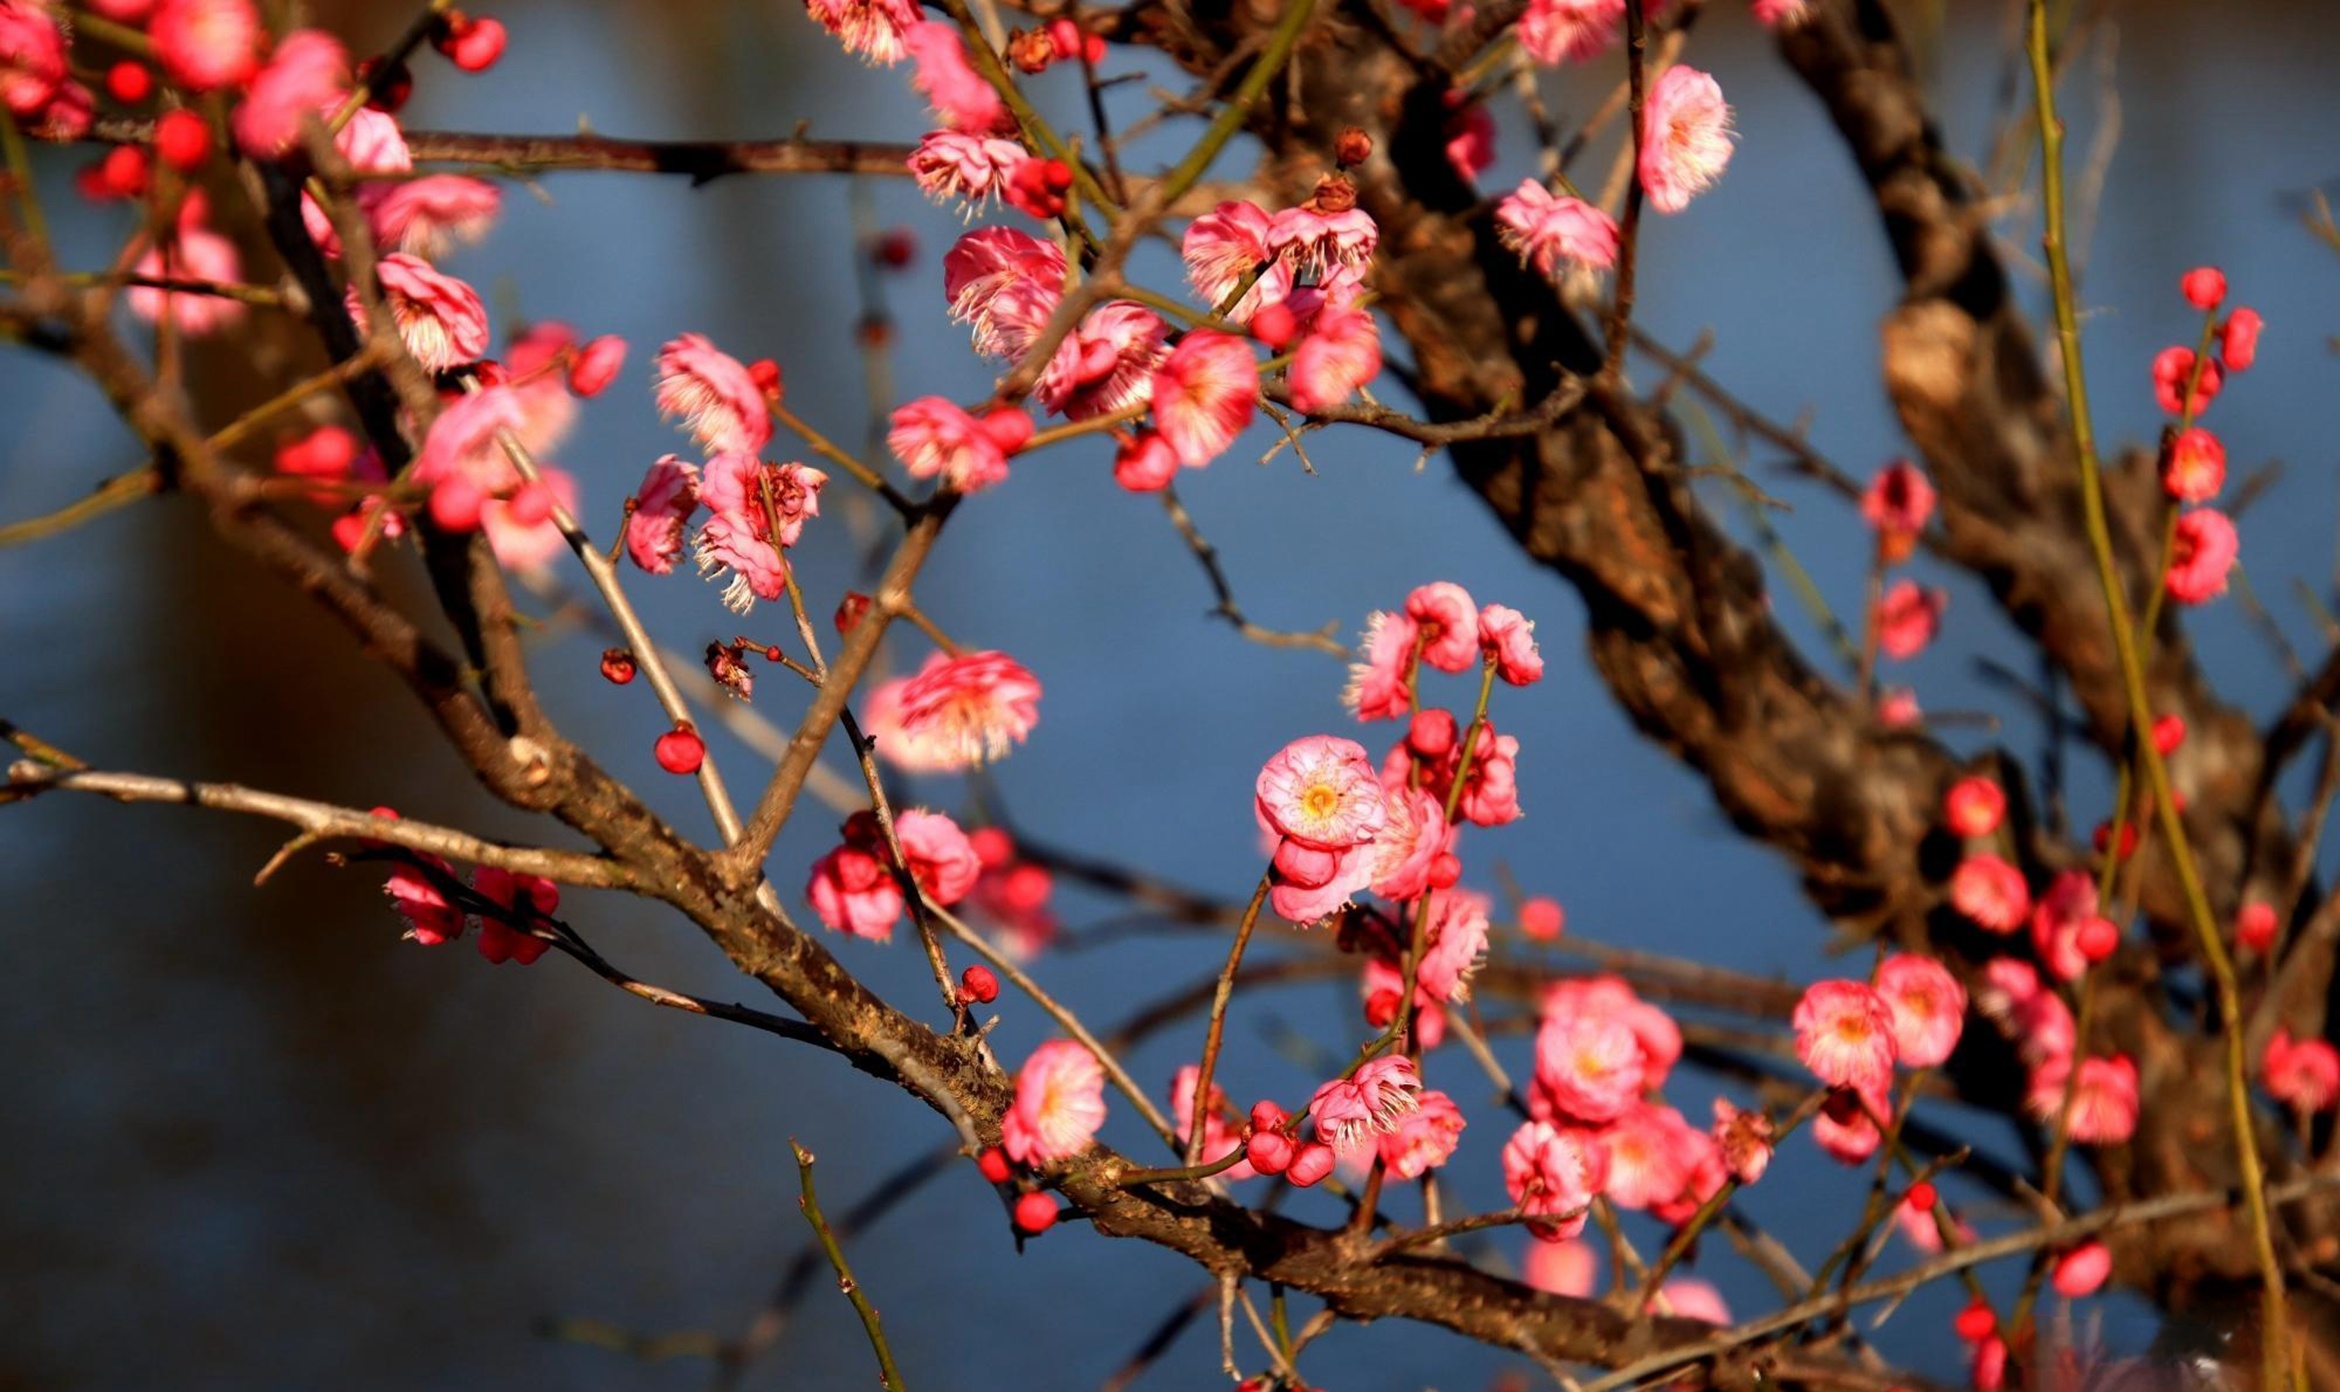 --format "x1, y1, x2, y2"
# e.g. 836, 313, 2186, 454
1875, 954, 1966, 1068
2165, 509, 2238, 605
1541, 975, 1682, 1090
128, 196, 247, 338
890, 395, 1011, 493
1813, 1078, 1891, 1164
1532, 1013, 1646, 1124
695, 455, 825, 612
1861, 459, 1935, 540
0, 4, 66, 119
233, 30, 348, 158
1877, 579, 1944, 660
365, 176, 503, 259
1038, 301, 1169, 420
411, 383, 525, 494
1974, 956, 2046, 1031
1601, 1101, 1692, 1212
1504, 1120, 1608, 1241
1344, 611, 1420, 721
1951, 853, 2031, 932
1478, 604, 1544, 684
803, 0, 920, 65
1522, 1237, 1598, 1296
299, 108, 414, 254
353, 254, 488, 375
939, 228, 1059, 335
1258, 734, 1389, 851
1651, 1278, 1731, 1325
1181, 200, 1295, 323
655, 333, 772, 456
1518, 0, 1623, 65
872, 649, 1044, 772
152, 0, 261, 91
1639, 66, 1735, 215
897, 809, 983, 906
2025, 1054, 2140, 1145
1378, 1089, 1465, 1179
1171, 1065, 1255, 1181
1152, 331, 1258, 467
903, 21, 1009, 133
1404, 582, 1479, 672
1367, 786, 1448, 902
1495, 181, 1620, 278
472, 866, 557, 966
1792, 979, 1898, 1091
1309, 1055, 1421, 1153
2263, 1028, 2340, 1113
1453, 727, 1523, 827
625, 456, 700, 574
1416, 890, 1489, 1002
480, 468, 575, 573
1287, 306, 1381, 413
908, 131, 1029, 210
1002, 1039, 1107, 1164
1711, 1097, 1774, 1184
